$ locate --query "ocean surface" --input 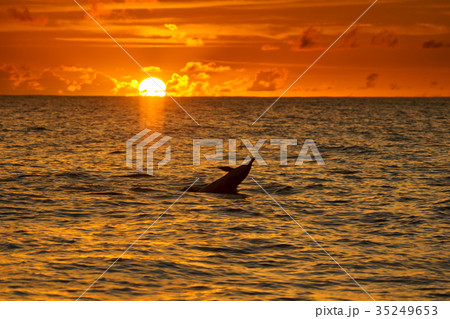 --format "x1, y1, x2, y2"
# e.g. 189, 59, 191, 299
0, 96, 448, 300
